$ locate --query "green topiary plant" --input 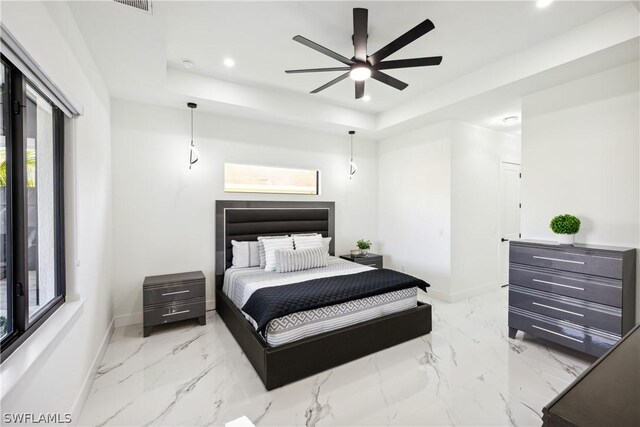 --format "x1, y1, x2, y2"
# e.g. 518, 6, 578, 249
356, 239, 371, 250
550, 214, 581, 235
